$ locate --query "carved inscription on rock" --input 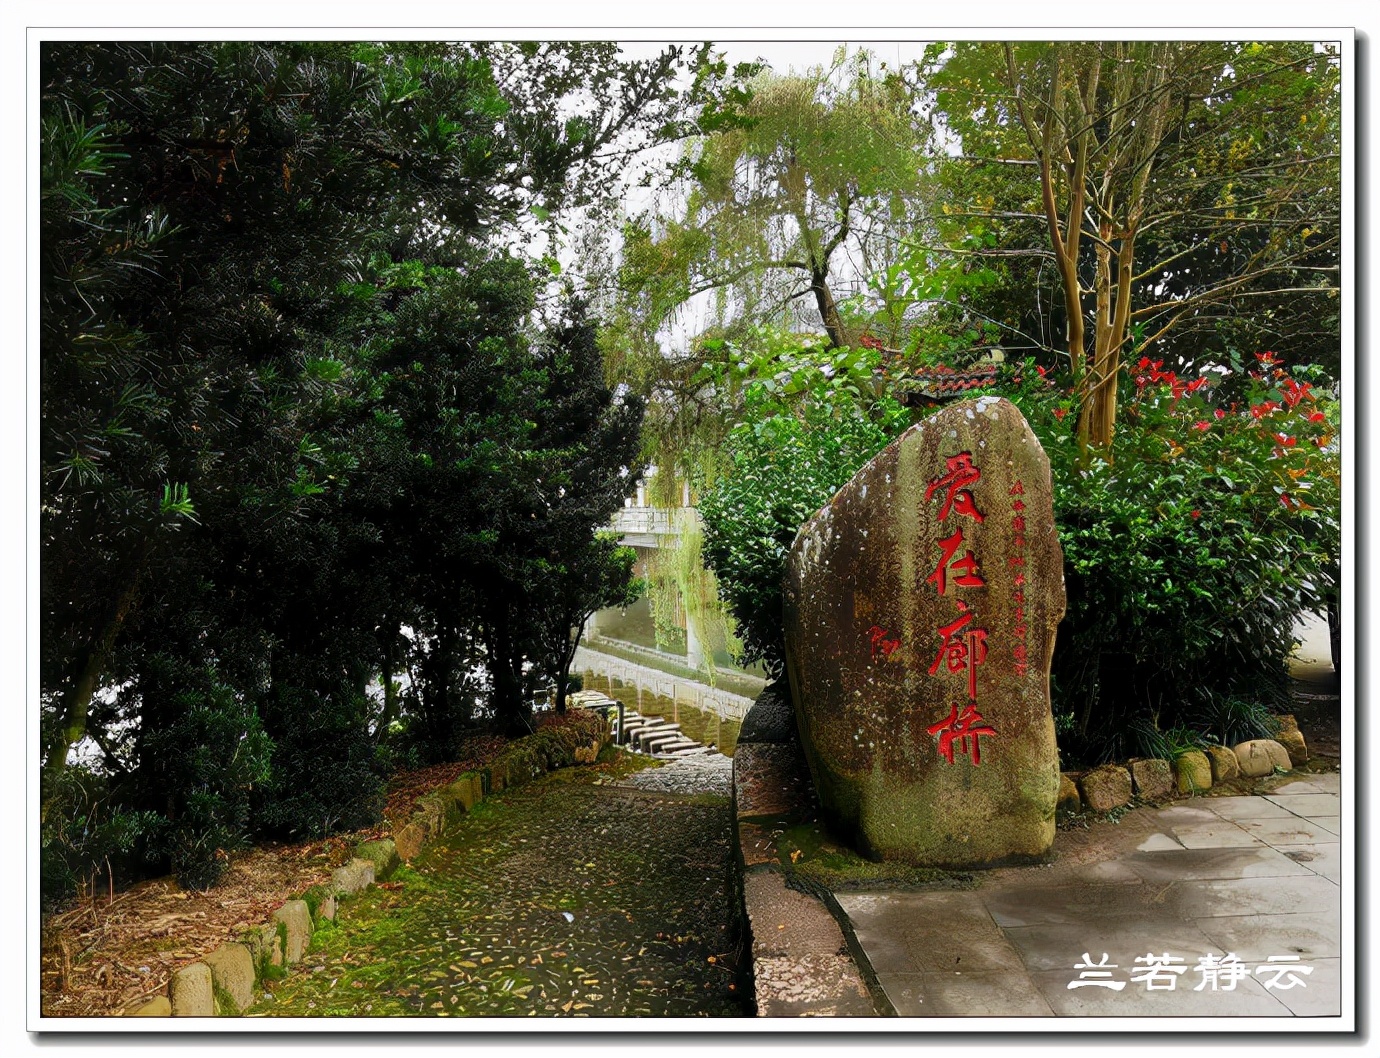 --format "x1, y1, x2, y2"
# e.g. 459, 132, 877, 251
782, 397, 1065, 866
